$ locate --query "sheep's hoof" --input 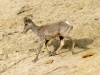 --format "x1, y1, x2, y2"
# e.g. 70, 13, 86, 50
51, 51, 57, 56
32, 58, 38, 62
72, 52, 75, 55
48, 51, 52, 56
